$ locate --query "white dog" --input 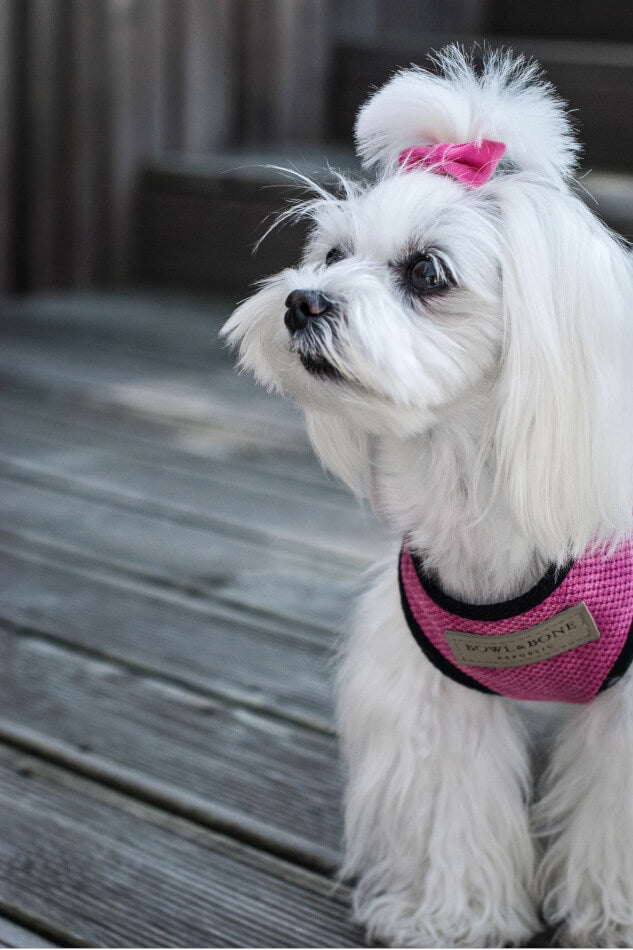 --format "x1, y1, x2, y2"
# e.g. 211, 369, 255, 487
223, 47, 633, 948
